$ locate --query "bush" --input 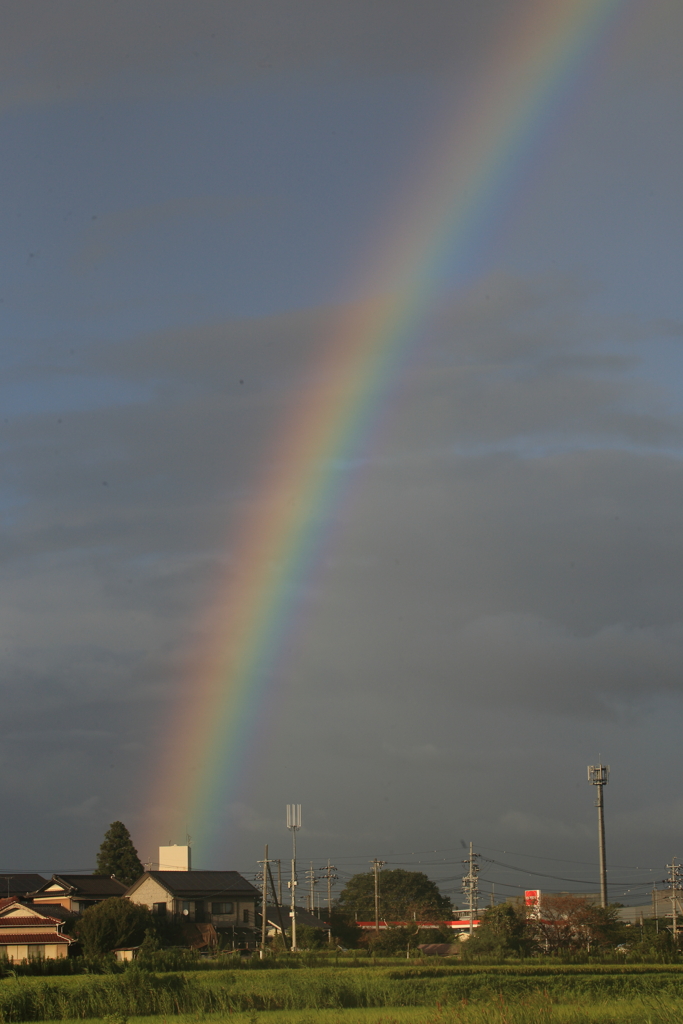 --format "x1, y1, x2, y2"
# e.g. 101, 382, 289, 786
75, 898, 160, 957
